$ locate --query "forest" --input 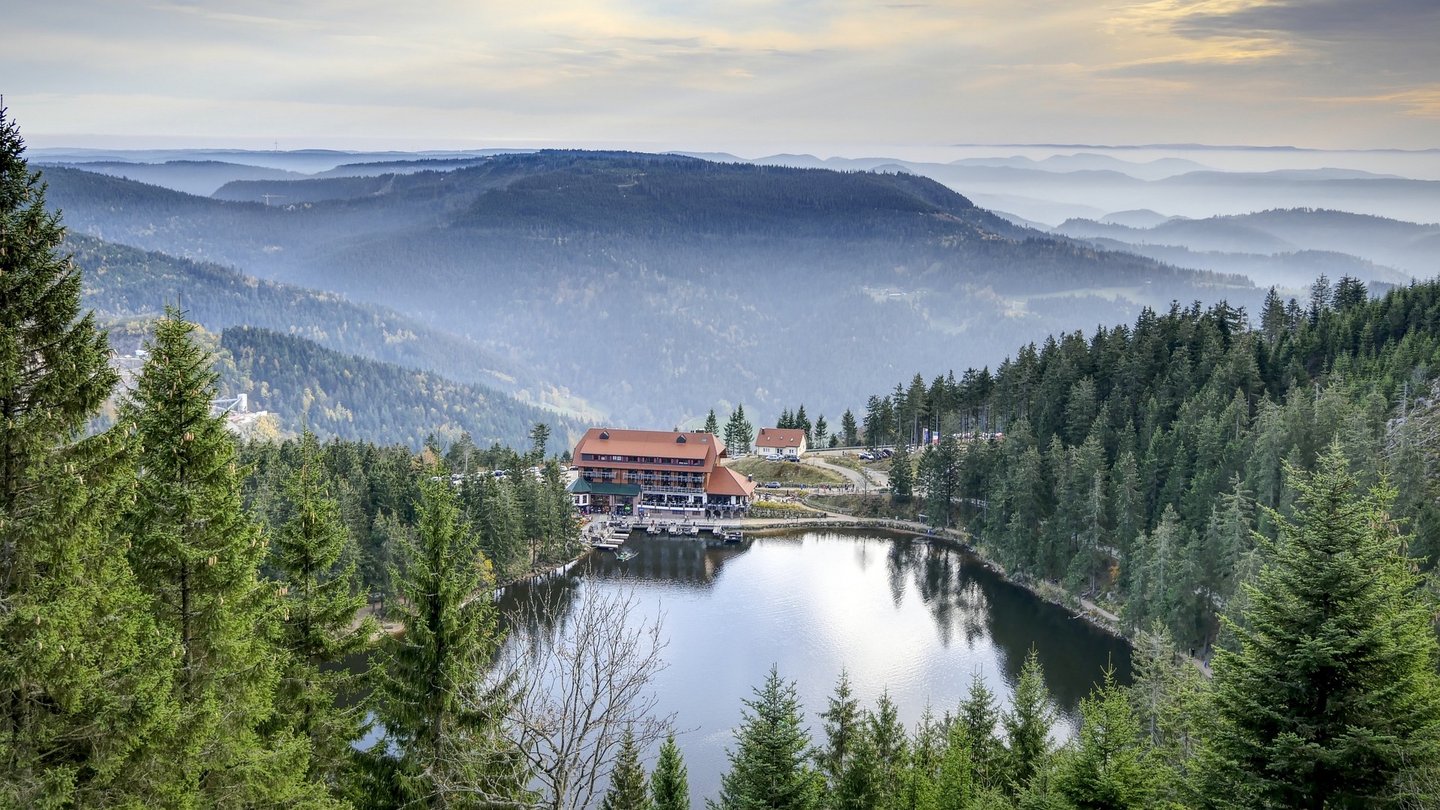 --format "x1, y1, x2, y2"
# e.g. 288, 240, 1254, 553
41, 148, 1254, 424
856, 272, 1440, 660
217, 325, 583, 451
8, 111, 1440, 808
